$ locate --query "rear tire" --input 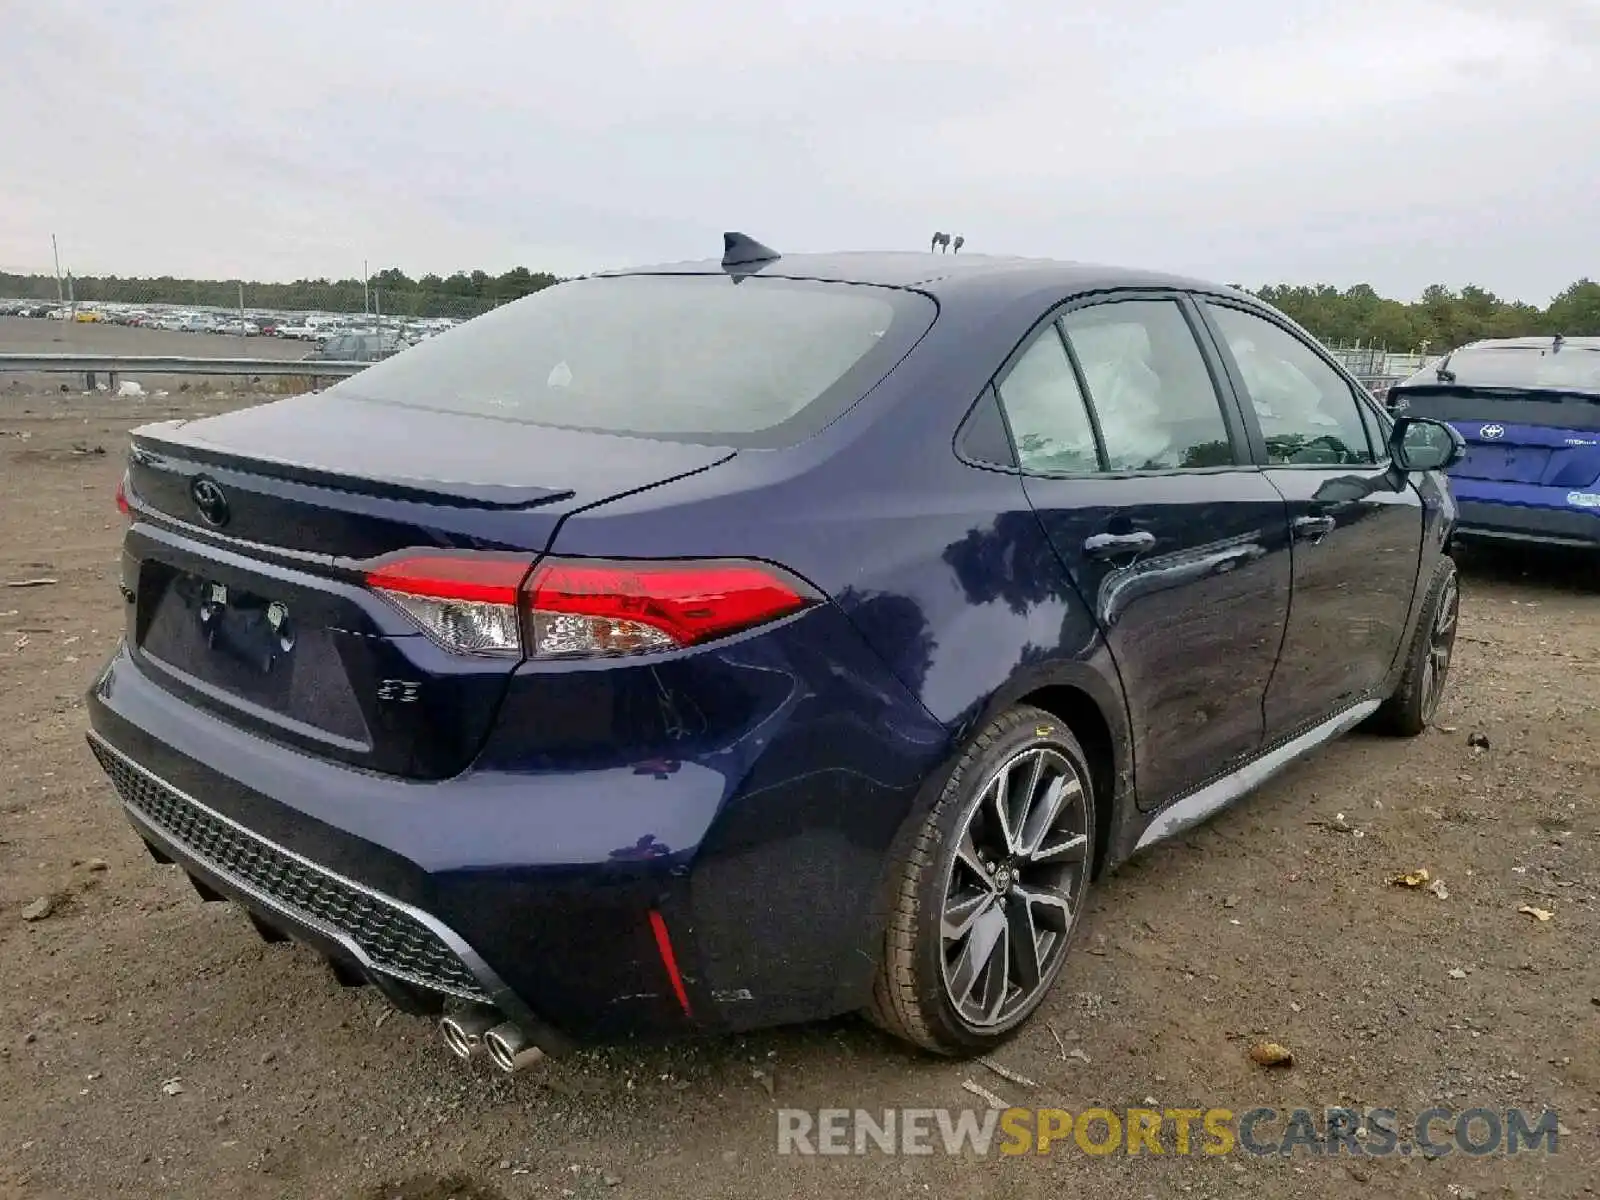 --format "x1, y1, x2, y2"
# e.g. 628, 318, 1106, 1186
867, 705, 1096, 1056
1372, 556, 1459, 737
